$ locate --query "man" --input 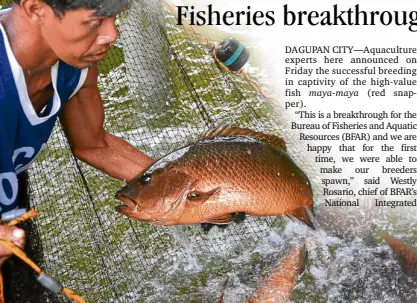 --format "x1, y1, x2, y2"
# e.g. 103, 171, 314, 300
0, 0, 153, 300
